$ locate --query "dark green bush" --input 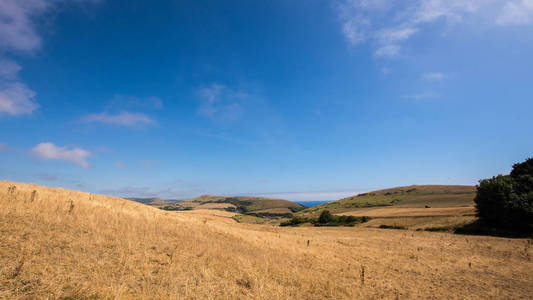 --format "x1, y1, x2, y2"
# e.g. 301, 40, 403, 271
379, 224, 406, 230
280, 216, 310, 227
474, 158, 533, 231
318, 210, 334, 223
280, 212, 371, 227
